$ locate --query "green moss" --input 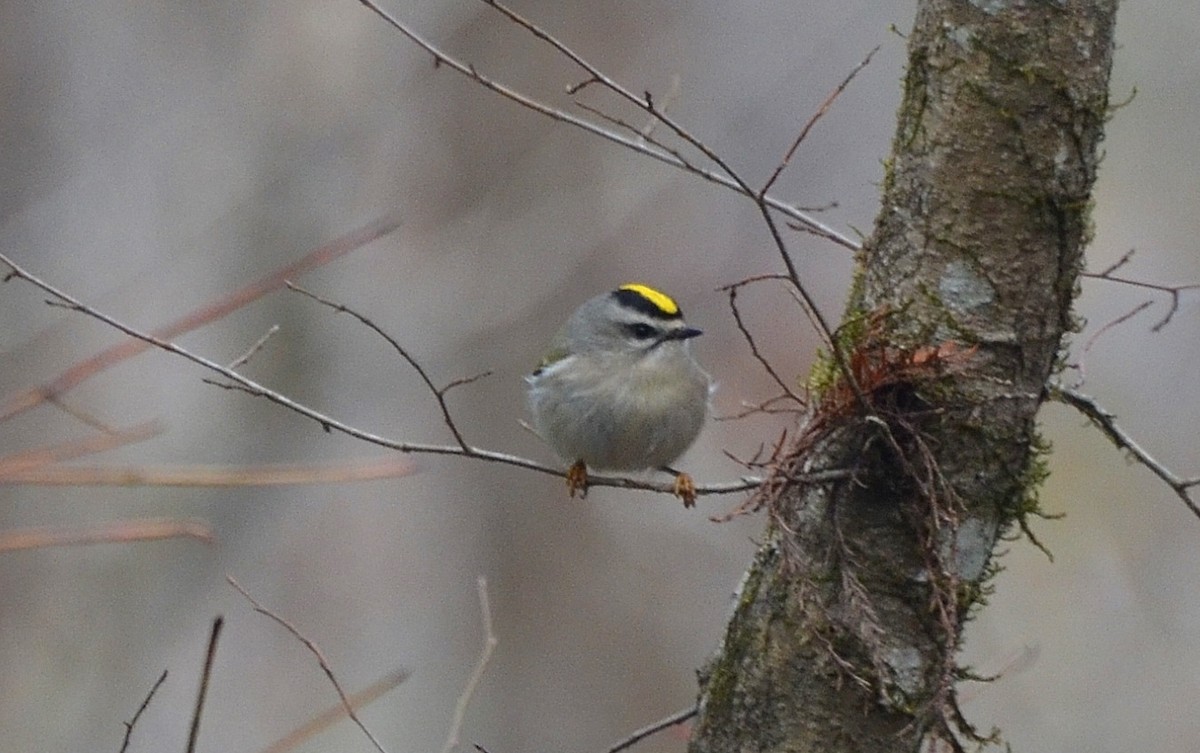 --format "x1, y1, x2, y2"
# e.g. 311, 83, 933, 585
1005, 426, 1058, 560
697, 549, 772, 710
805, 304, 872, 399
